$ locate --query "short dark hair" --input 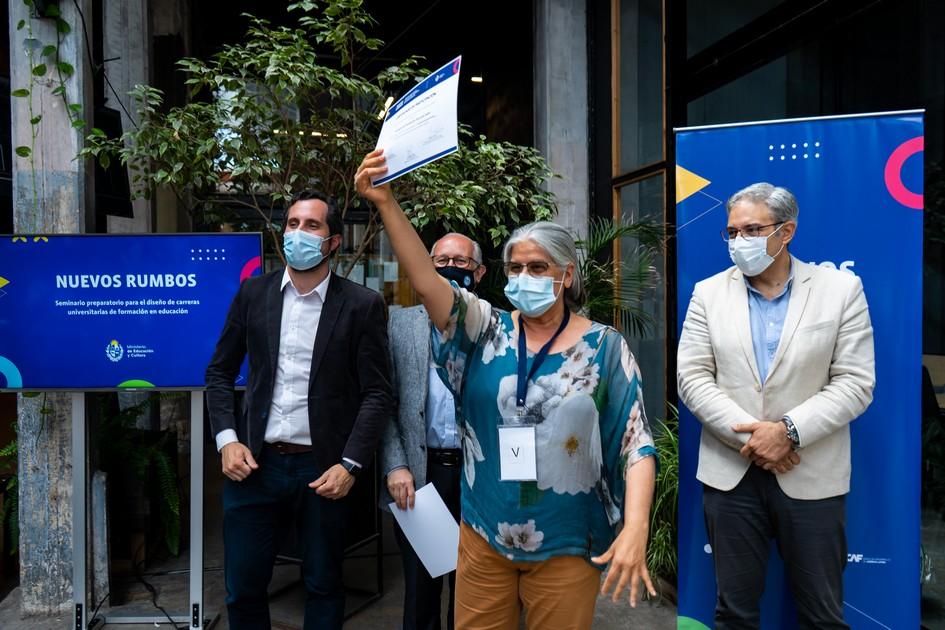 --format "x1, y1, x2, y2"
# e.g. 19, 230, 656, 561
287, 190, 344, 236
